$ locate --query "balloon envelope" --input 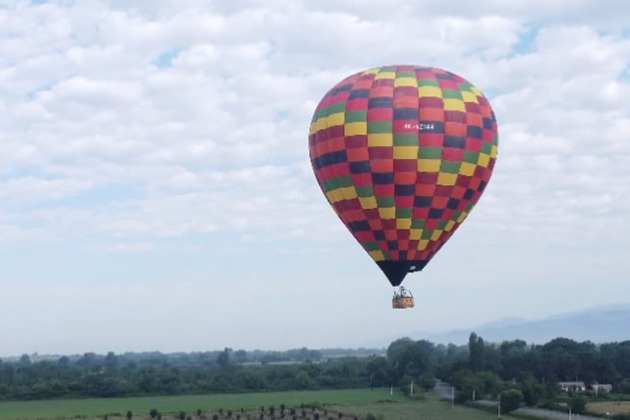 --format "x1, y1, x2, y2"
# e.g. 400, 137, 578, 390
308, 65, 498, 287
